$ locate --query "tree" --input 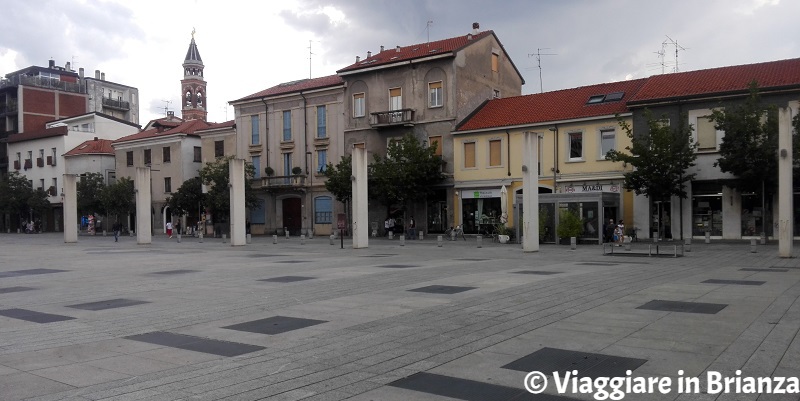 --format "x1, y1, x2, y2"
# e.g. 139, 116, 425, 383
198, 156, 258, 225
76, 172, 106, 217
101, 177, 135, 223
368, 133, 445, 212
322, 154, 353, 204
28, 188, 51, 222
606, 110, 697, 203
166, 176, 203, 217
